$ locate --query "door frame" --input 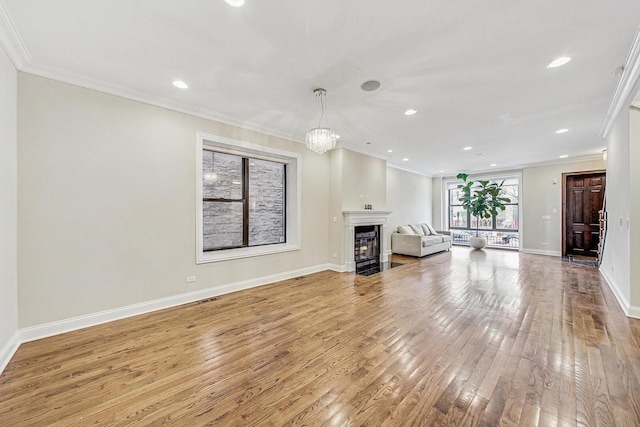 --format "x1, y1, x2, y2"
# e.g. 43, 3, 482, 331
561, 169, 606, 257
